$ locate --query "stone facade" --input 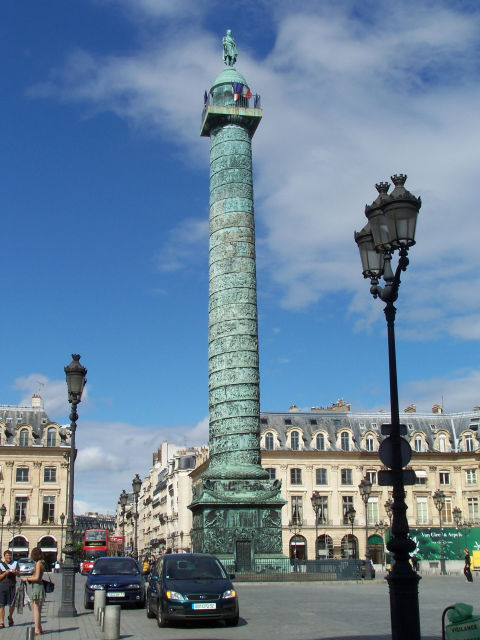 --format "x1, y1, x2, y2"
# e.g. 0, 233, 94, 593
0, 395, 69, 566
